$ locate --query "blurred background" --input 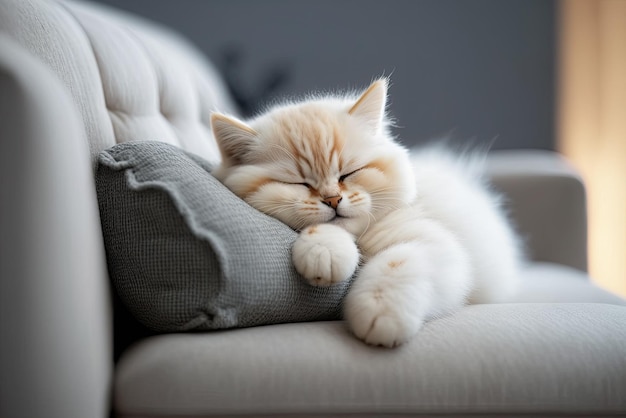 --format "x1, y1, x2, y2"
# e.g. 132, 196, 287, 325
93, 0, 625, 296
